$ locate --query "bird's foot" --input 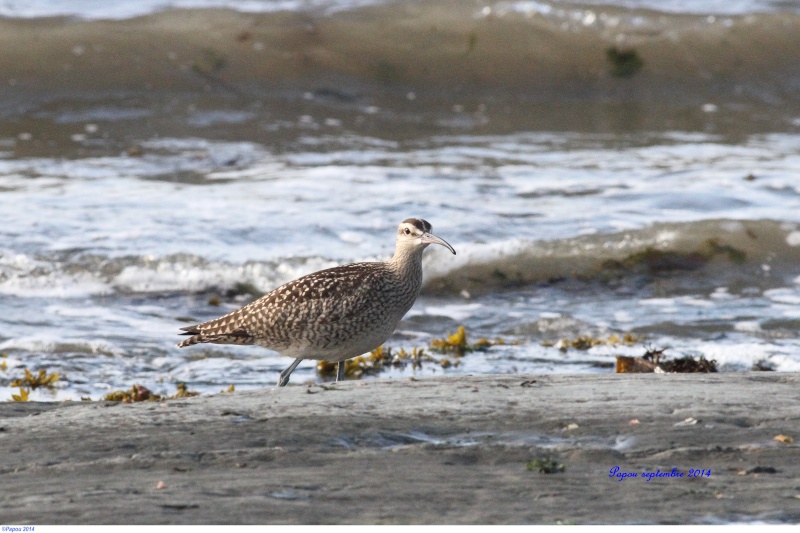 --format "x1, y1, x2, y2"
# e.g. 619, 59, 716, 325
277, 357, 303, 387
